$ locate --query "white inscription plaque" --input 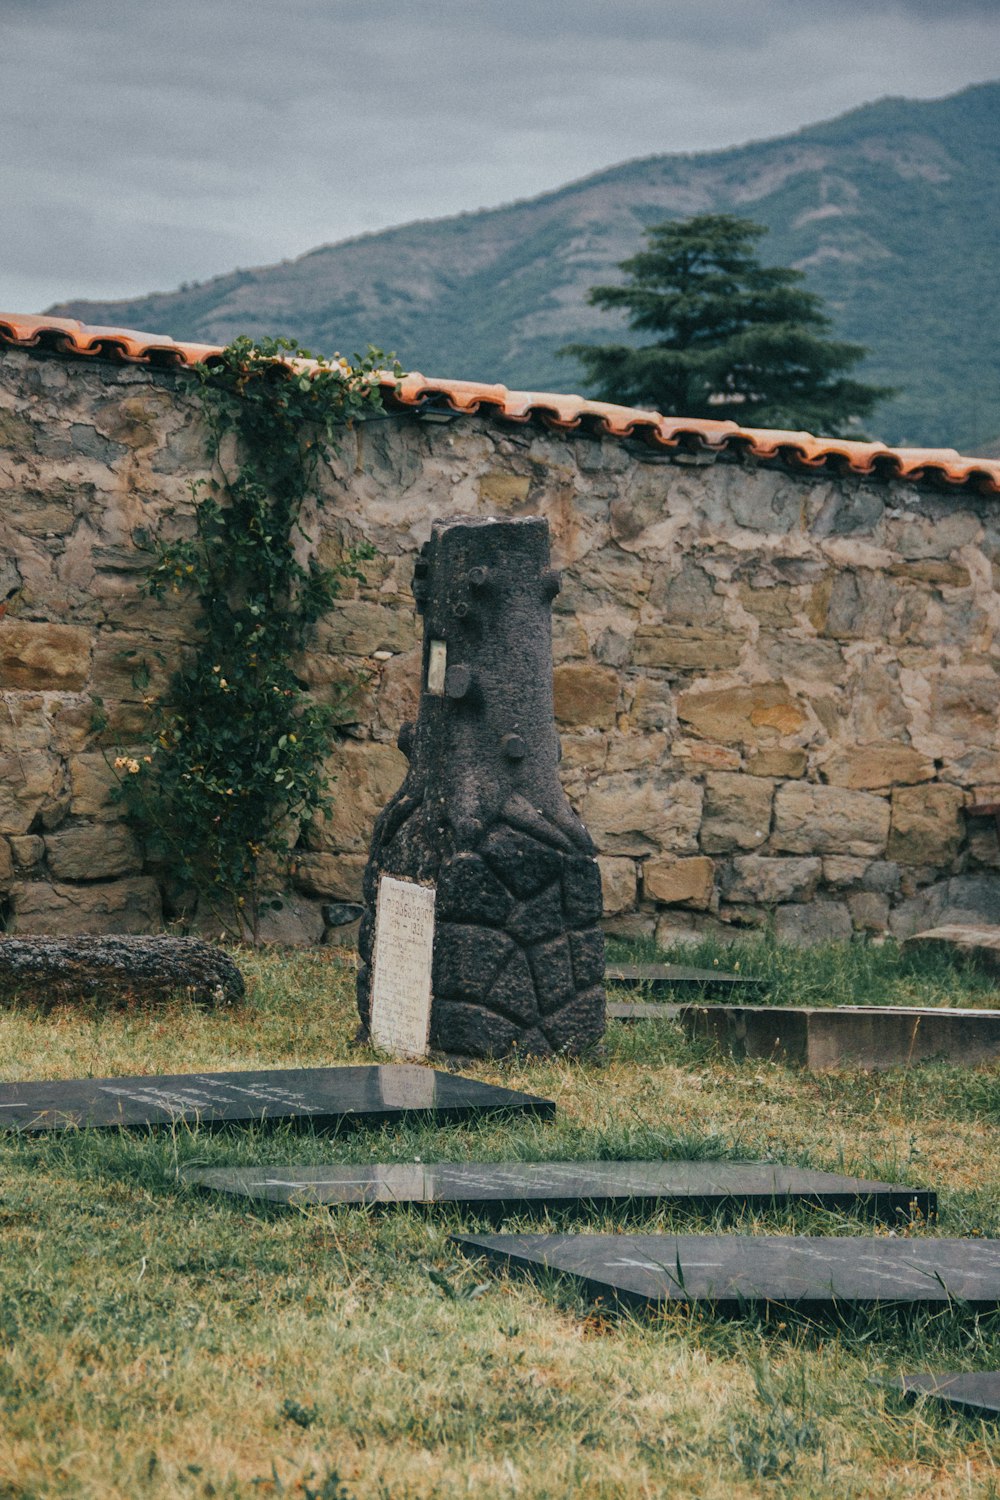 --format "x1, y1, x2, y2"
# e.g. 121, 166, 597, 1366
369, 876, 436, 1059
426, 640, 447, 696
